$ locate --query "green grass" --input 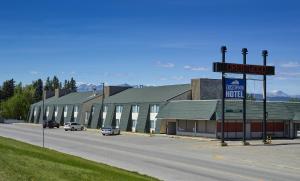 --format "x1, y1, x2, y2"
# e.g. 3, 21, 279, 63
0, 136, 159, 181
